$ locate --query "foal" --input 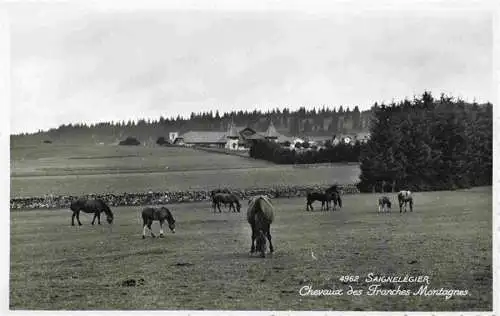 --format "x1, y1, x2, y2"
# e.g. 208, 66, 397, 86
141, 207, 176, 238
378, 196, 392, 213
